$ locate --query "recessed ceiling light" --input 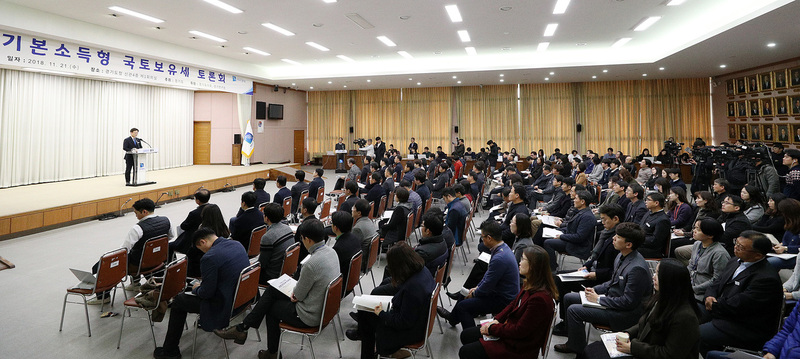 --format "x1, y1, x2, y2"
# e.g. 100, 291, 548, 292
292, 83, 296, 86
343, 85, 347, 88
367, 79, 371, 82
377, 36, 397, 47
719, 64, 727, 68
323, 0, 337, 3
345, 13, 375, 29
243, 47, 270, 56
336, 55, 355, 62
458, 30, 471, 42
659, 67, 665, 70
457, 81, 462, 84
576, 43, 587, 46
465, 47, 477, 56
108, 6, 164, 23
642, 73, 648, 77
499, 74, 504, 77
549, 72, 555, 75
305, 42, 330, 51
202, 0, 243, 14
281, 58, 301, 65
117, 79, 147, 84
592, 76, 597, 79
262, 23, 295, 36
537, 42, 550, 51
445, 5, 463, 22
602, 69, 608, 73
417, 82, 421, 85
502, 47, 511, 51
452, 76, 457, 79
499, 6, 512, 11
409, 78, 413, 81
434, 51, 442, 55
499, 79, 504, 82
666, 0, 687, 5
553, 0, 570, 14
634, 16, 661, 32
767, 42, 776, 47
611, 38, 632, 48
543, 23, 558, 37
189, 30, 227, 42
399, 15, 411, 20
328, 81, 332, 84
545, 77, 550, 81
398, 51, 413, 59
310, 86, 314, 89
